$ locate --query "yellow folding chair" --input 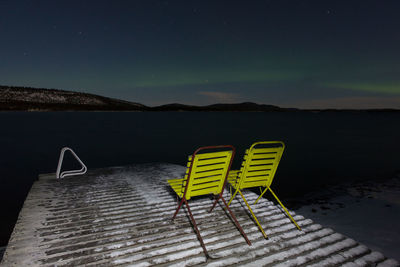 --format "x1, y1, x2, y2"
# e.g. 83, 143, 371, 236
227, 141, 301, 238
168, 145, 251, 258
